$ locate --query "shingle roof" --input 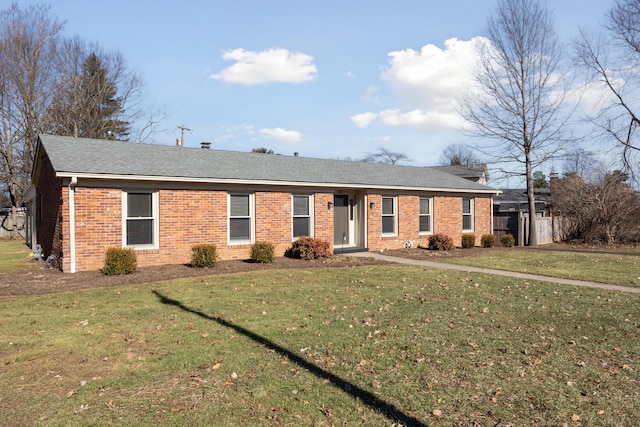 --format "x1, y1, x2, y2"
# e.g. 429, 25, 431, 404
37, 134, 498, 193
